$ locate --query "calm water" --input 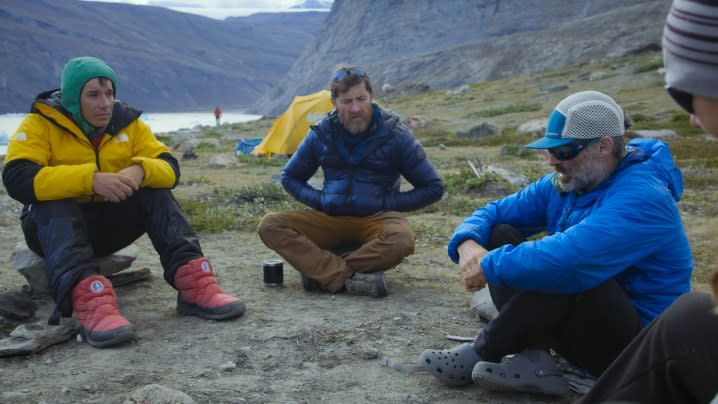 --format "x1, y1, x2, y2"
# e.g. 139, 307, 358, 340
0, 111, 262, 139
